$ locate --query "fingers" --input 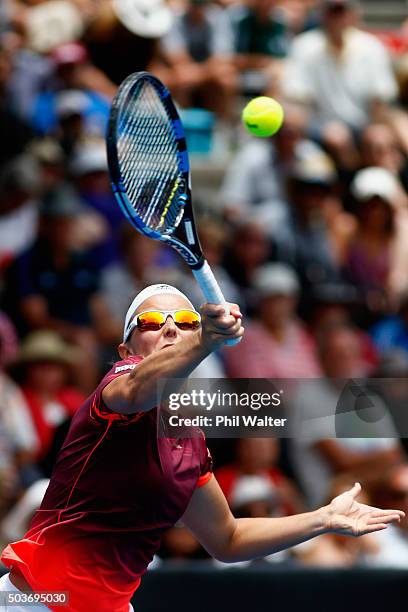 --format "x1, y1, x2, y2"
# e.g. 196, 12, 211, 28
370, 508, 405, 519
367, 514, 402, 525
360, 524, 388, 535
201, 303, 243, 320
